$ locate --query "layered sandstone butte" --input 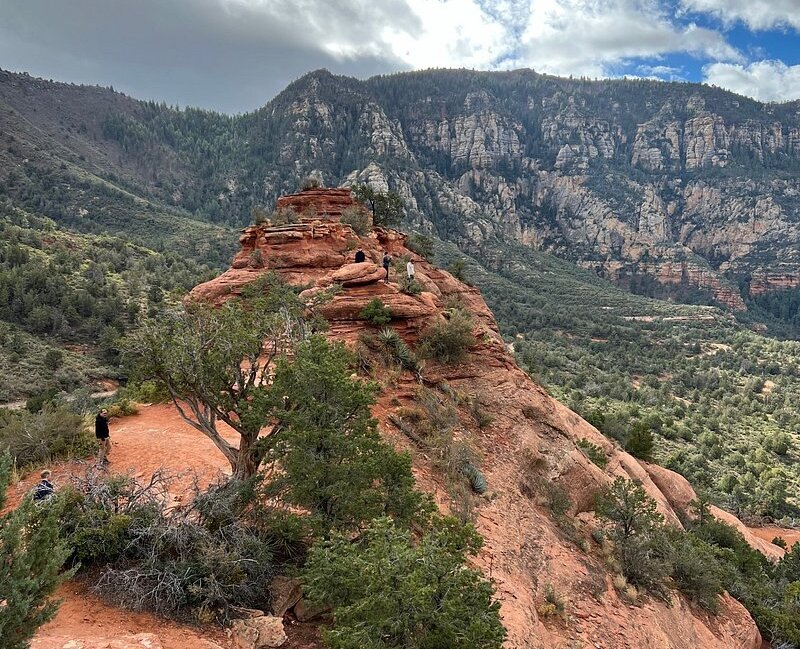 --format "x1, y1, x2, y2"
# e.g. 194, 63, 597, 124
191, 188, 768, 649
